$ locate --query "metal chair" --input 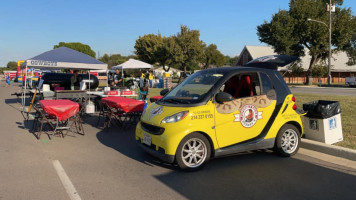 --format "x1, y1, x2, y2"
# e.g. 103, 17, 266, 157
32, 105, 56, 140
100, 102, 124, 129
65, 112, 85, 136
